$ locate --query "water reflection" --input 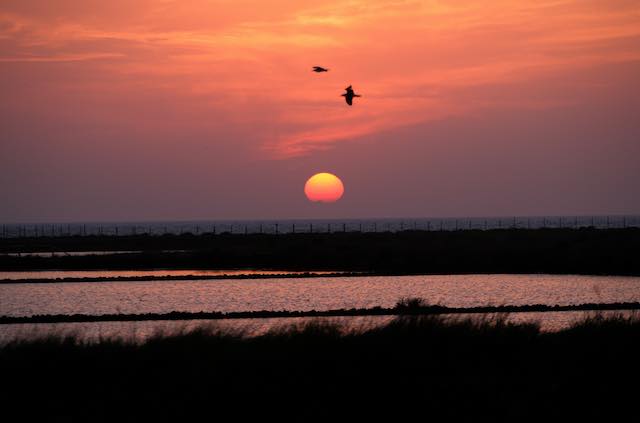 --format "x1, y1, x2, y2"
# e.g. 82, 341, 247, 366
1, 274, 639, 318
